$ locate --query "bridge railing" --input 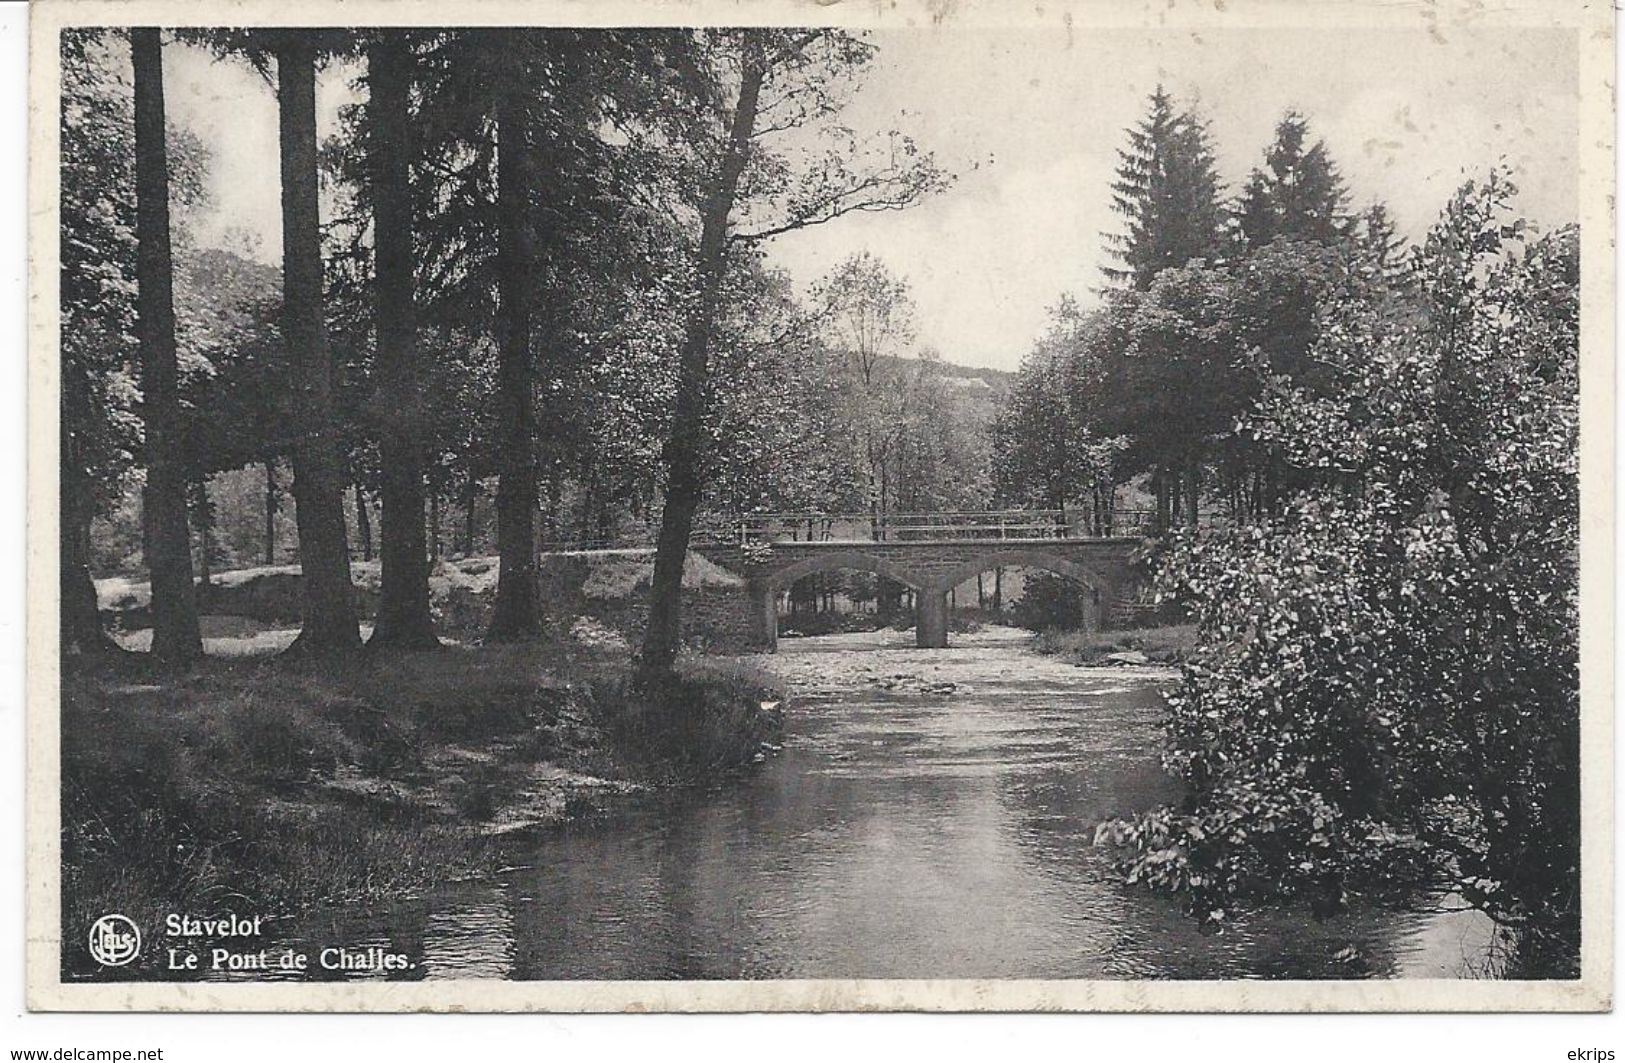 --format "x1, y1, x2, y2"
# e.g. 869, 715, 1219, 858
533, 509, 1161, 553
721, 508, 1157, 544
